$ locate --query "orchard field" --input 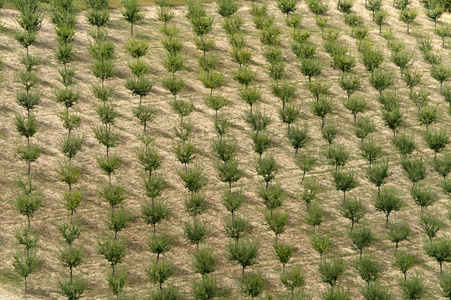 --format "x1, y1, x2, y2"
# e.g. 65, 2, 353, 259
3, 0, 451, 299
